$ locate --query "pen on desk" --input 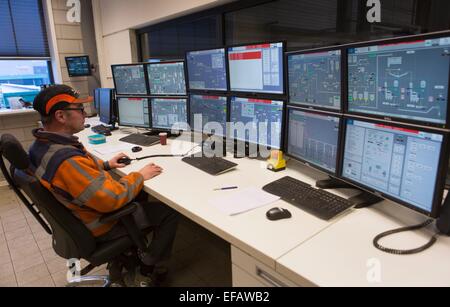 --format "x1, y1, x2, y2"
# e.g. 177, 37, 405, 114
214, 186, 238, 191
